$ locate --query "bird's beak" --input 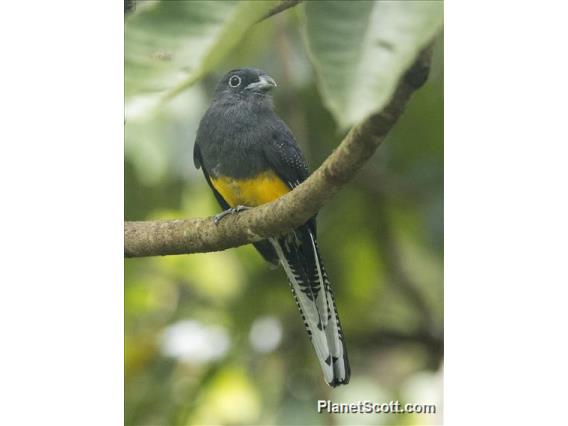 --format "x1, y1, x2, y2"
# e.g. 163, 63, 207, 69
246, 74, 277, 93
